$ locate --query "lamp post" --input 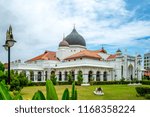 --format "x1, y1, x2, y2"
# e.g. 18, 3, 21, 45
3, 25, 16, 84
